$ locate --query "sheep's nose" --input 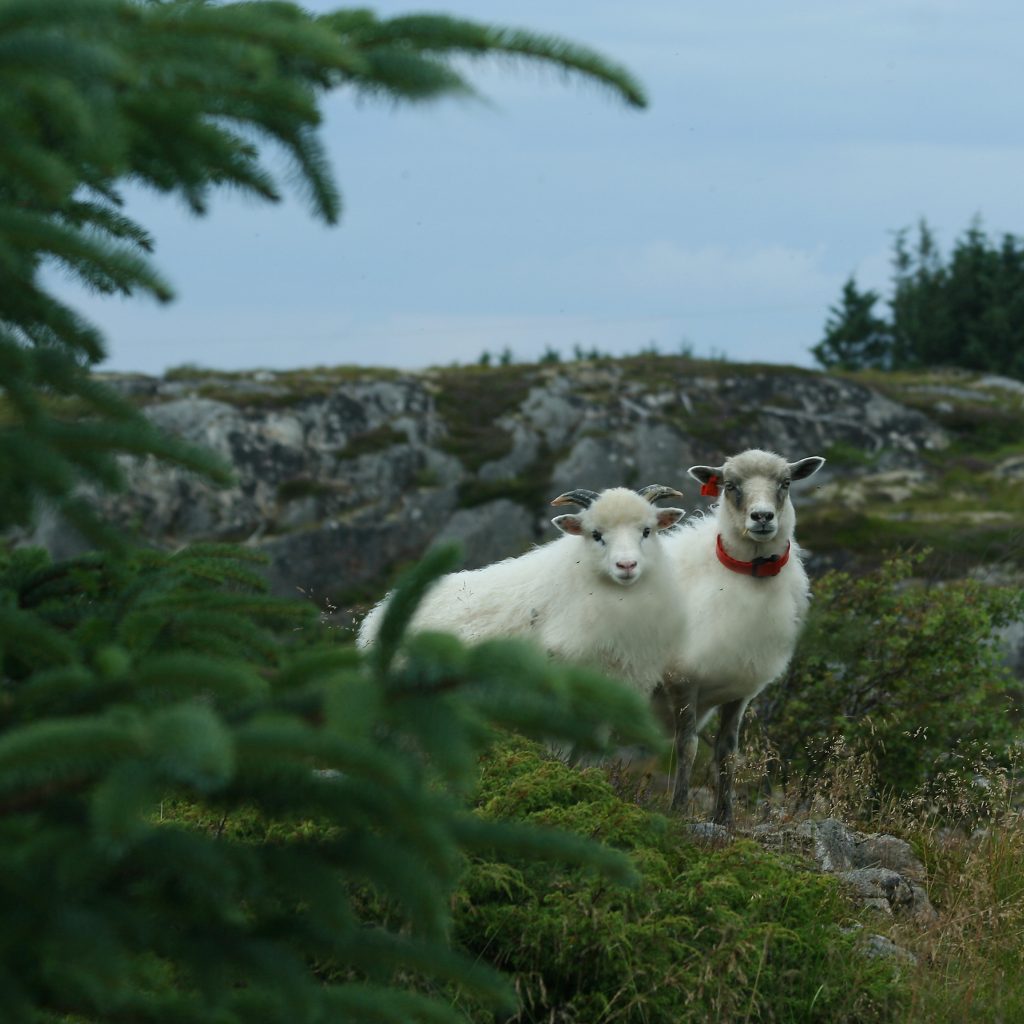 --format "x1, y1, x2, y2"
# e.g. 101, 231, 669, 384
750, 510, 775, 524
616, 559, 638, 573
